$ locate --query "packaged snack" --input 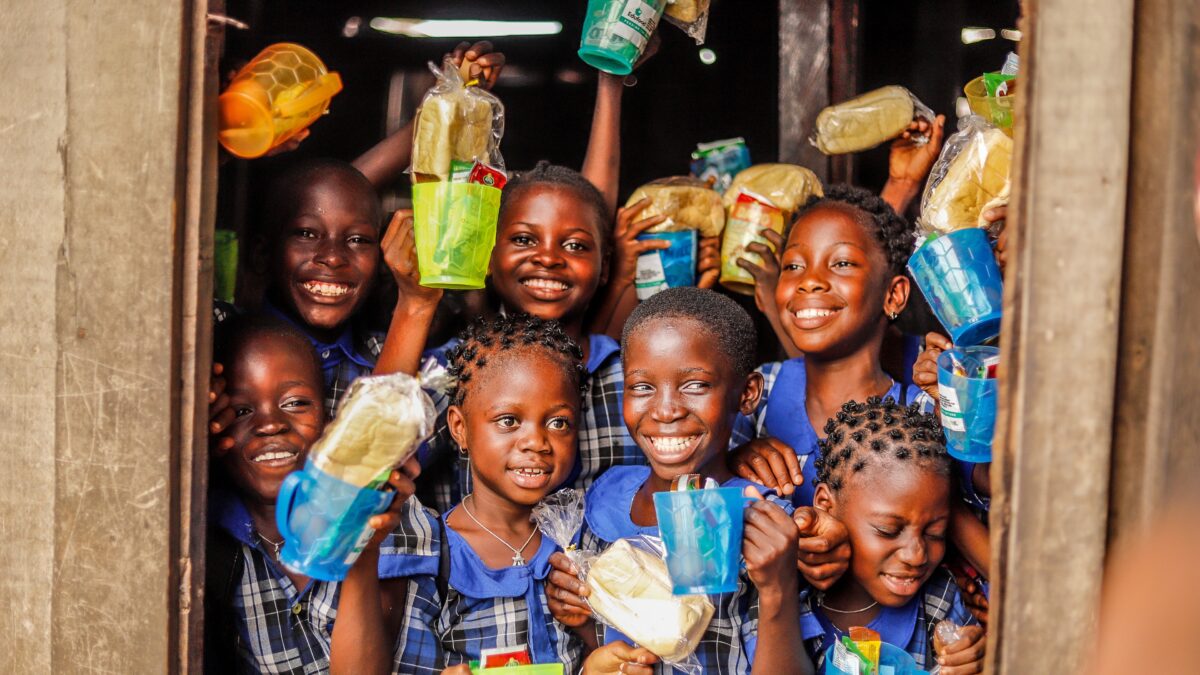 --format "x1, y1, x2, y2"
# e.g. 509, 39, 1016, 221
690, 137, 752, 195
719, 191, 787, 296
918, 115, 1013, 235
626, 177, 726, 237
663, 0, 711, 44
812, 86, 935, 155
849, 627, 882, 671
722, 163, 823, 221
411, 56, 505, 182
533, 490, 714, 675
308, 373, 438, 488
